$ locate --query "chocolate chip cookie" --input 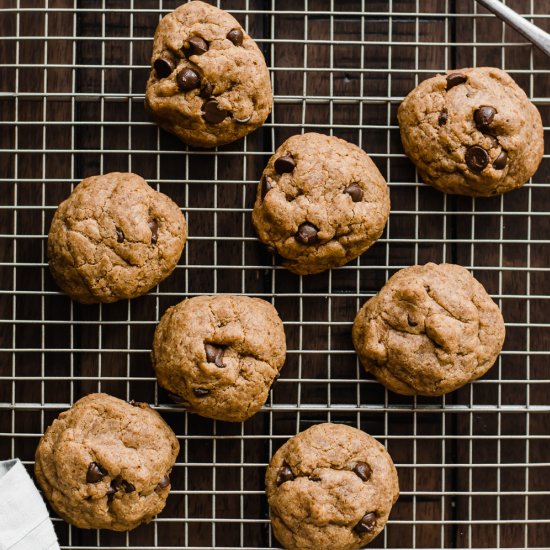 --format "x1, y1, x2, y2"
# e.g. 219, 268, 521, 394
265, 423, 399, 550
34, 393, 179, 531
252, 133, 390, 275
352, 263, 505, 396
152, 295, 286, 422
398, 67, 544, 197
144, 0, 272, 148
48, 172, 187, 304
